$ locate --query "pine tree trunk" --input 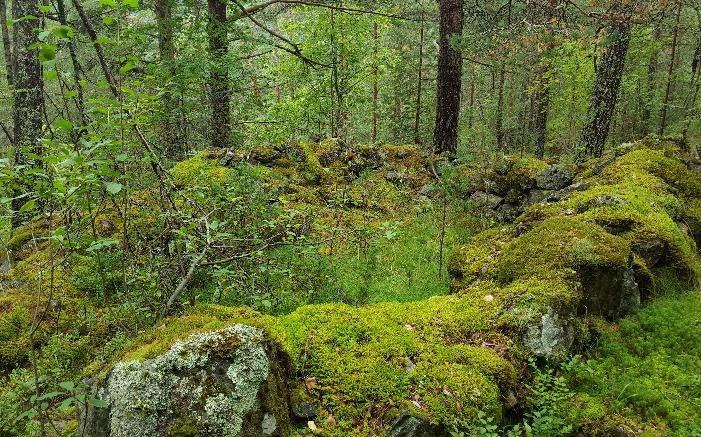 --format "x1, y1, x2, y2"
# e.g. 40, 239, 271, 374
642, 25, 662, 135
533, 66, 550, 159
11, 0, 44, 227
414, 9, 425, 146
495, 63, 506, 152
371, 20, 379, 143
155, 0, 183, 156
432, 0, 464, 157
0, 0, 12, 86
579, 19, 632, 158
207, 0, 230, 148
659, 1, 682, 135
